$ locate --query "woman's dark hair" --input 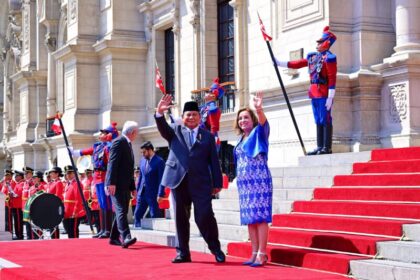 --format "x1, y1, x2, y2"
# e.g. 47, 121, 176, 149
234, 107, 258, 135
